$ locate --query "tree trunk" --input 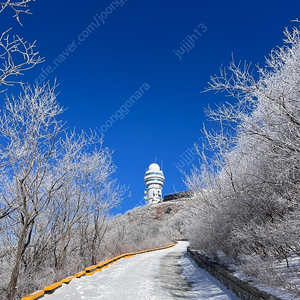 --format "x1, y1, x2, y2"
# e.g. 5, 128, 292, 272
7, 218, 28, 300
